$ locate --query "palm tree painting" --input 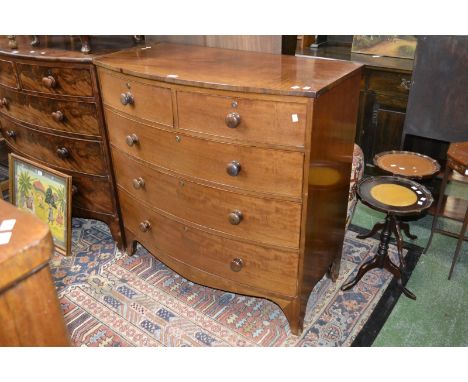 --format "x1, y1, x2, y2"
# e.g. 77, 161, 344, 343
17, 171, 33, 208
11, 154, 72, 255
